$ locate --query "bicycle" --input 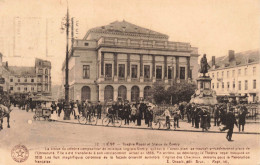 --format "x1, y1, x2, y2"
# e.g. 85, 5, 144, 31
102, 114, 122, 127
78, 113, 98, 125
